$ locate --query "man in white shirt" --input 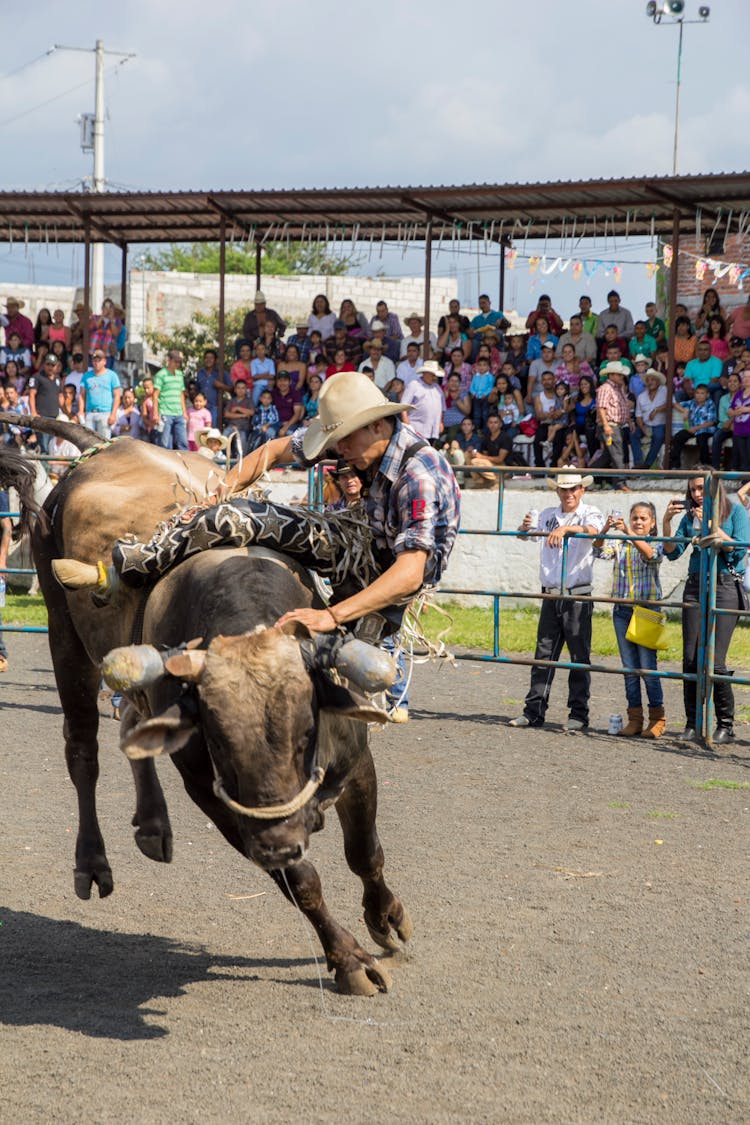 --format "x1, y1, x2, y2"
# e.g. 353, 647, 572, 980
400, 312, 438, 358
597, 290, 635, 341
400, 360, 444, 441
396, 342, 422, 386
509, 470, 604, 731
633, 369, 668, 468
358, 339, 395, 390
